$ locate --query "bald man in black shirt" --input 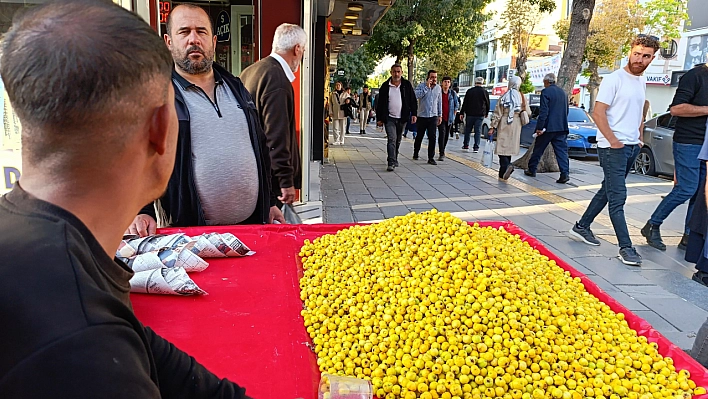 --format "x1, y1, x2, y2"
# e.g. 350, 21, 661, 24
0, 2, 249, 398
